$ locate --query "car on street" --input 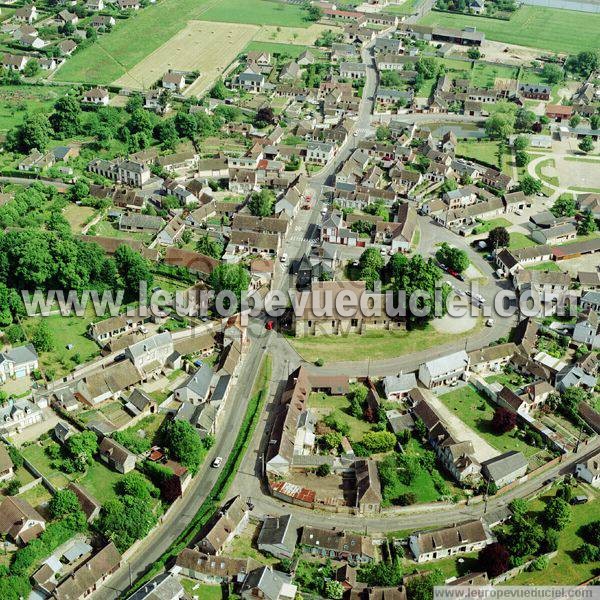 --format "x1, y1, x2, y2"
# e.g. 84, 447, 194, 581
212, 456, 223, 468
